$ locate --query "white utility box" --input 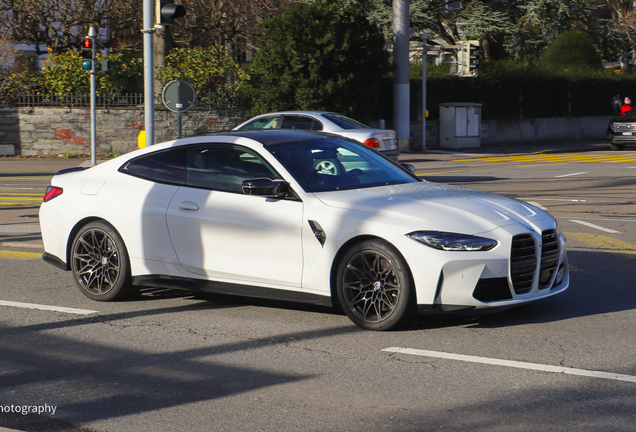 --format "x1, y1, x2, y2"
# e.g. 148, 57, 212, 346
438, 103, 482, 149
